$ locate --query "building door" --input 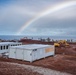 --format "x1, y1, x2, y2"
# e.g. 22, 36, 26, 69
24, 50, 32, 61
16, 49, 23, 60
32, 49, 38, 61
